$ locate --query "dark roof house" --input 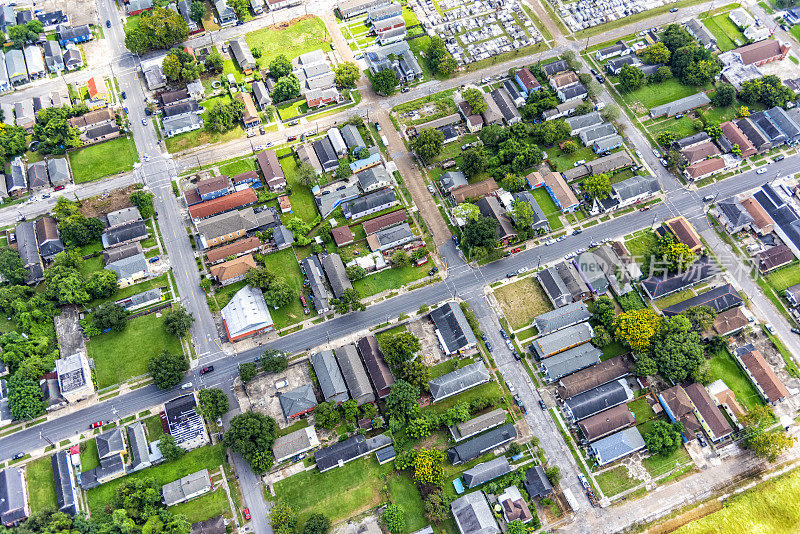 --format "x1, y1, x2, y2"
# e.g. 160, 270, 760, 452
311, 350, 349, 404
